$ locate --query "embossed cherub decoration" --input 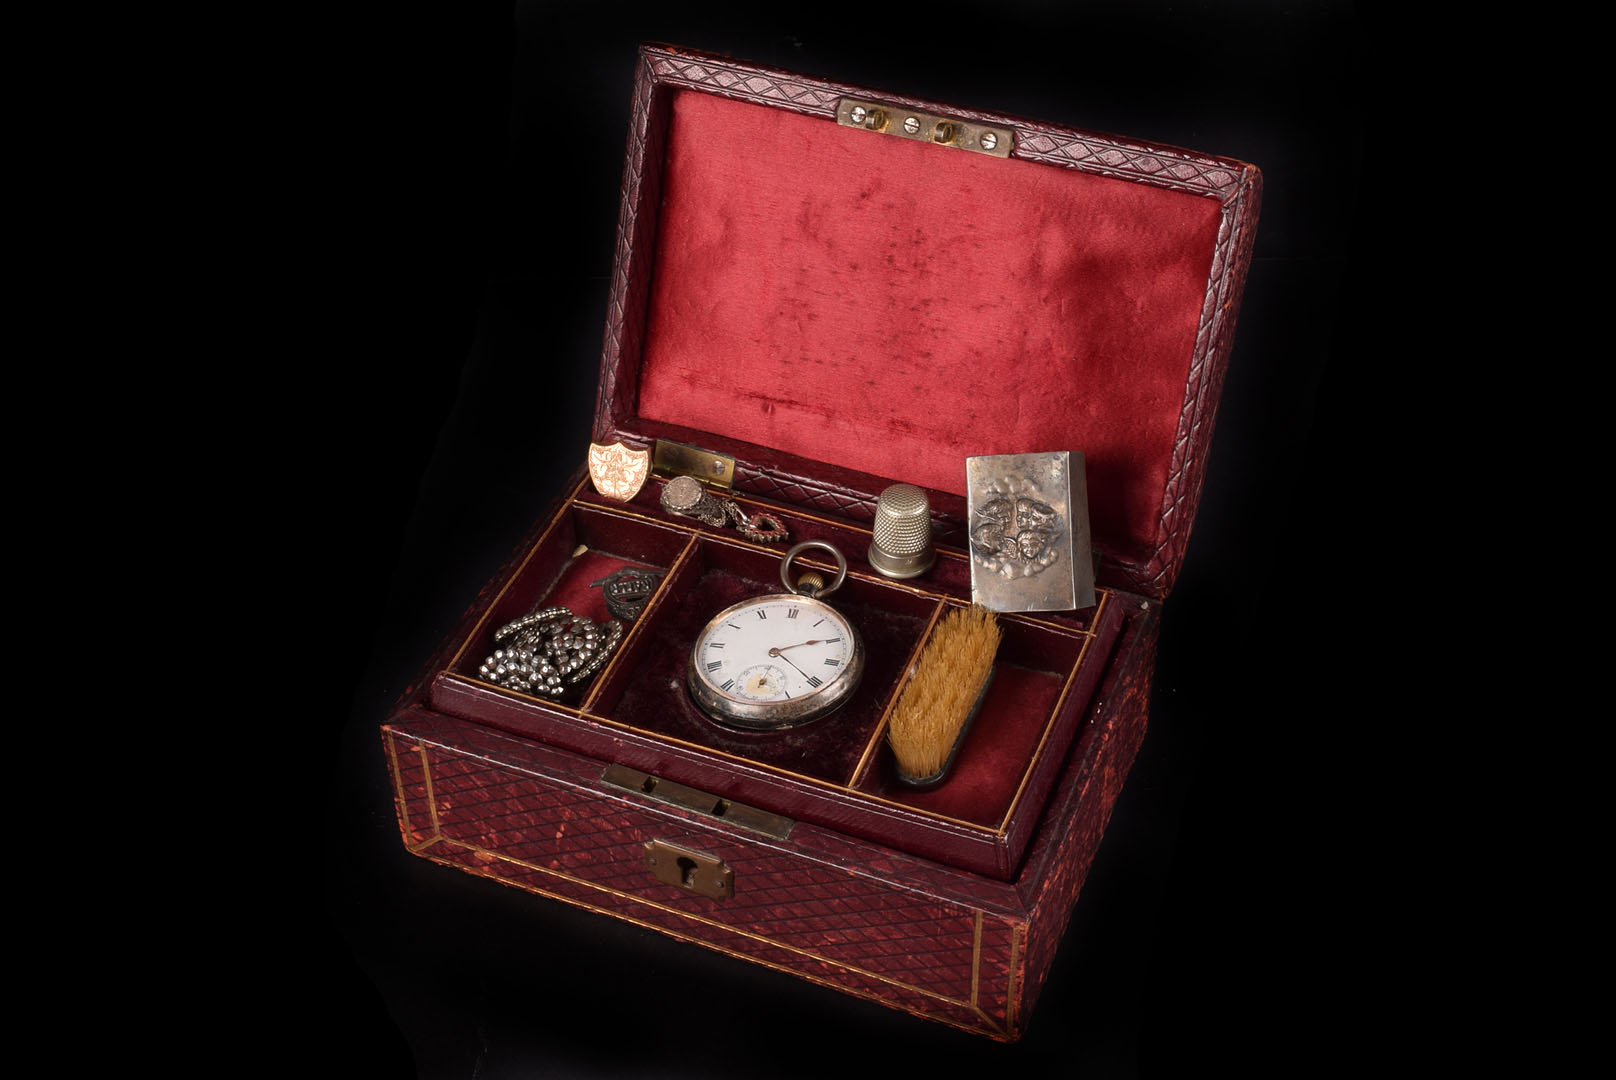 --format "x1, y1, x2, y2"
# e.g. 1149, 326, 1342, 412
969, 480, 1063, 580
